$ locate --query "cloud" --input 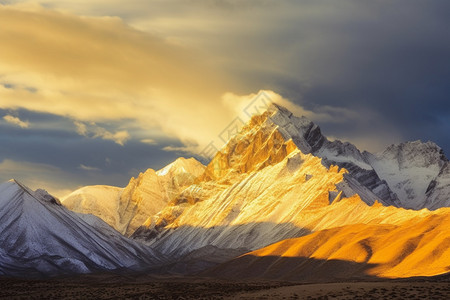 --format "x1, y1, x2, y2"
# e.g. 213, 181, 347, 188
93, 128, 130, 146
0, 159, 74, 197
3, 115, 29, 128
0, 3, 236, 153
78, 164, 100, 171
73, 121, 130, 145
162, 145, 195, 153
74, 121, 87, 135
140, 138, 156, 145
